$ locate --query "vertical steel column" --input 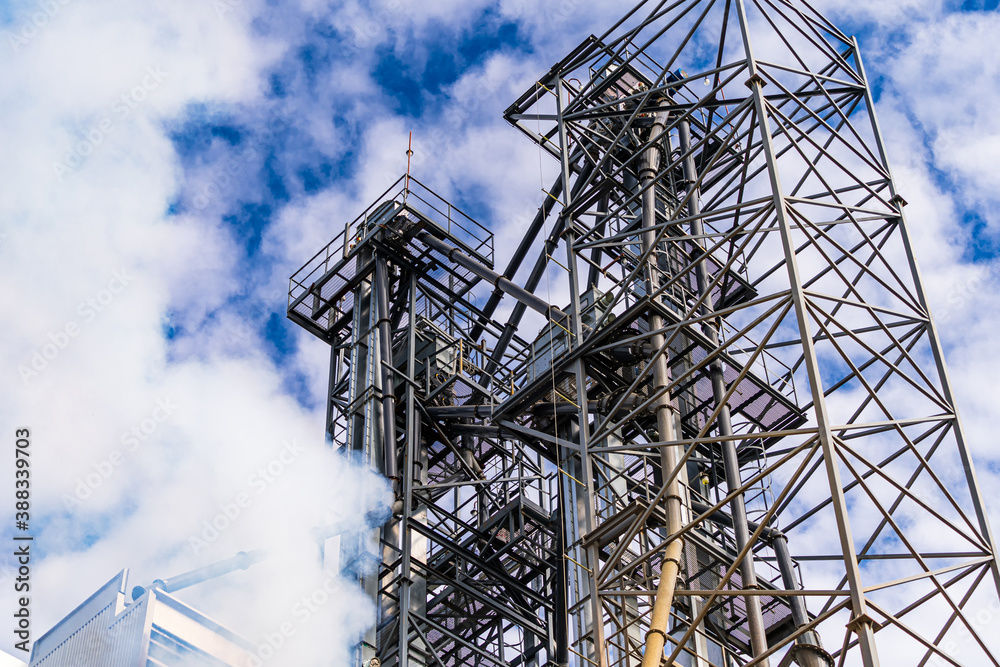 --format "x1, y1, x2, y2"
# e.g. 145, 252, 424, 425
852, 39, 1000, 596
734, 2, 880, 664
678, 117, 771, 665
555, 76, 606, 667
